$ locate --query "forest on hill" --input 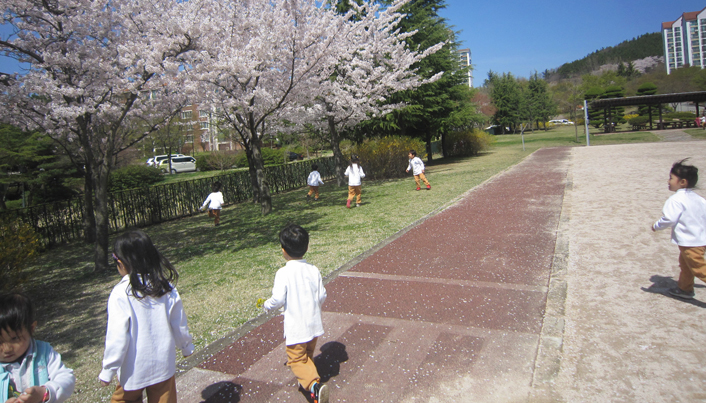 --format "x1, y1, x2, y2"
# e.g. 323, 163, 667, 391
548, 32, 663, 79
